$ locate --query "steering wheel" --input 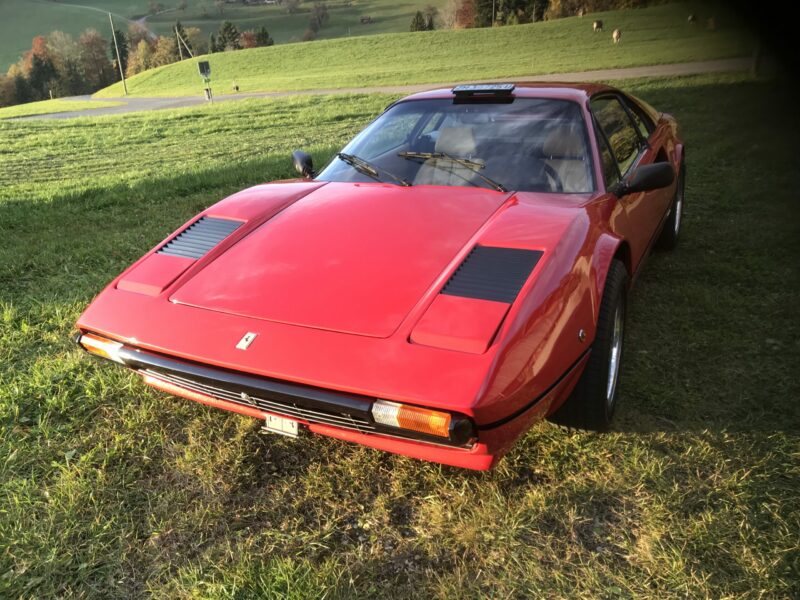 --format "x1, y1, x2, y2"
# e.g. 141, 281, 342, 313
544, 164, 564, 193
